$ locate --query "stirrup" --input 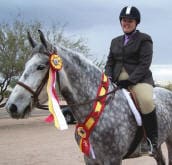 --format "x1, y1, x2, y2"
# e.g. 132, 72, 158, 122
139, 138, 154, 156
